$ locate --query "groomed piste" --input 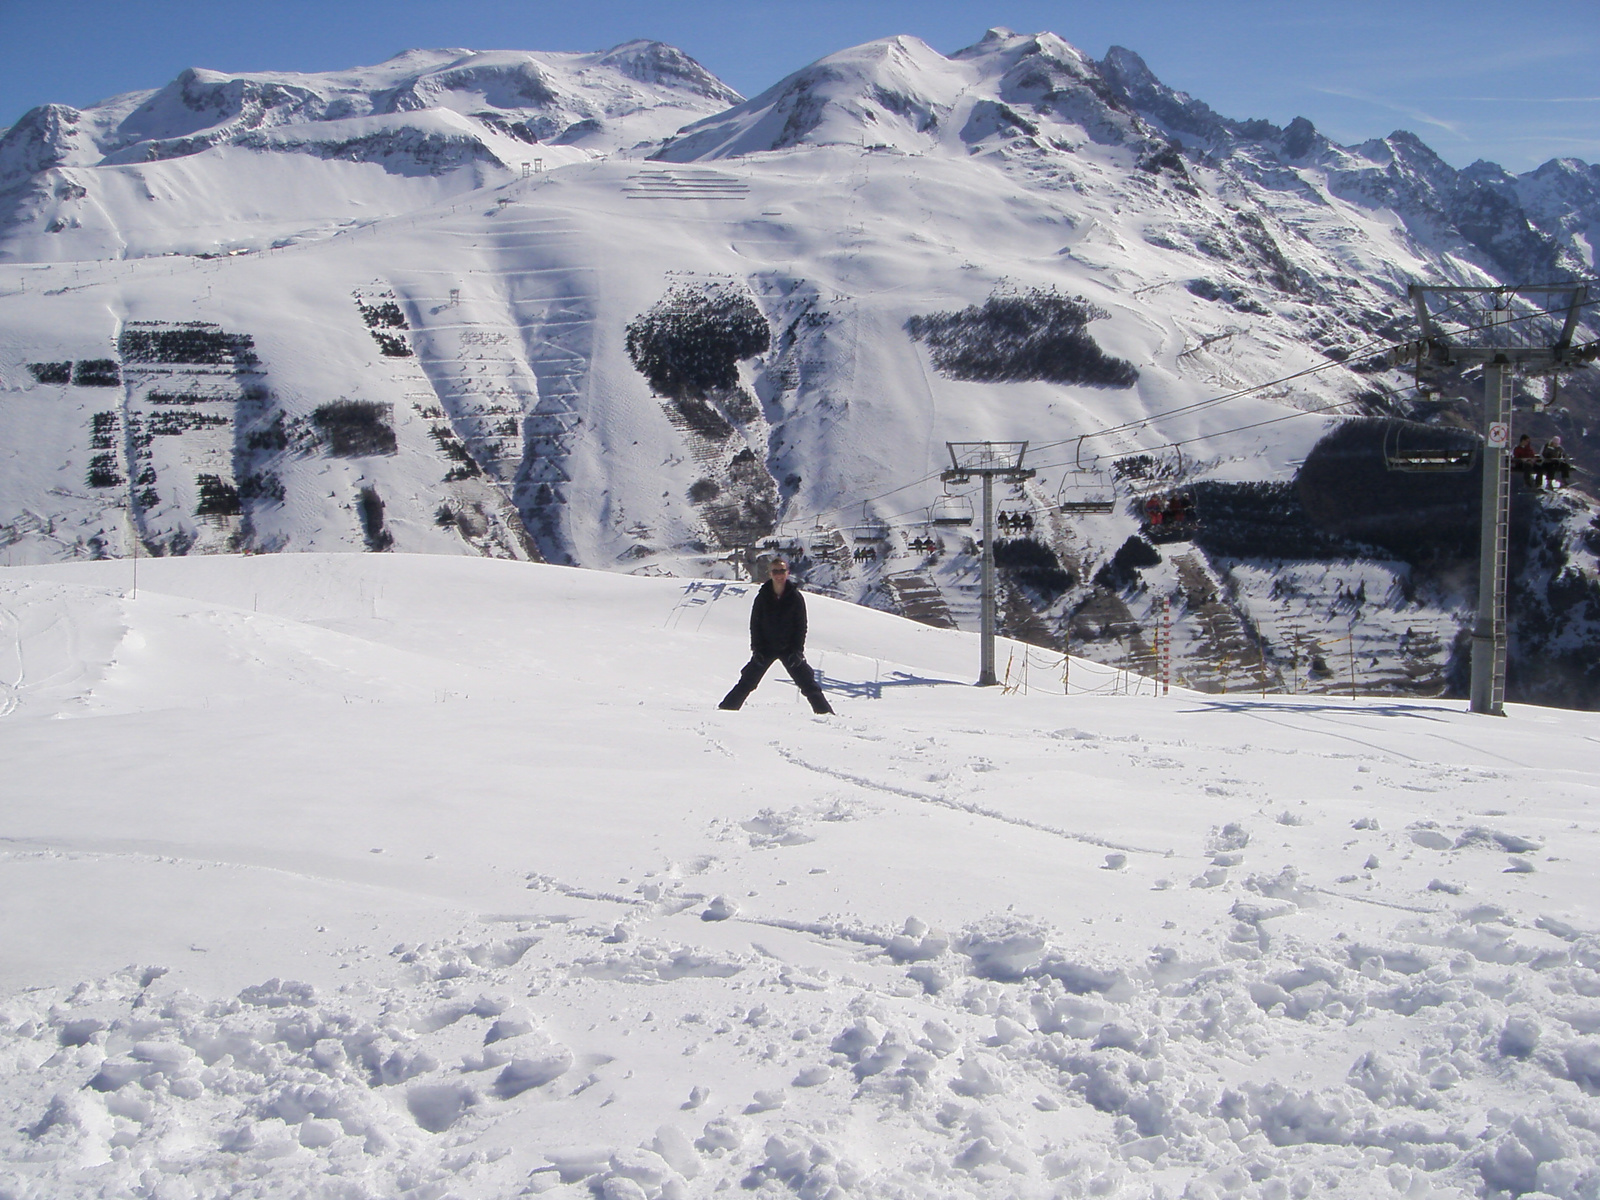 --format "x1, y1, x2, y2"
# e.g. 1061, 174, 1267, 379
2, 553, 1599, 1199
